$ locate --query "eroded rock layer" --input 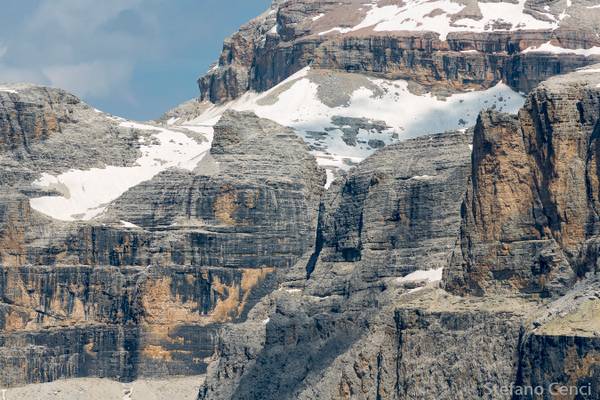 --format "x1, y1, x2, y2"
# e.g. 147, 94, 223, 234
199, 0, 600, 103
3, 3, 600, 395
0, 91, 323, 386
197, 67, 600, 400
444, 67, 600, 297
198, 125, 475, 399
